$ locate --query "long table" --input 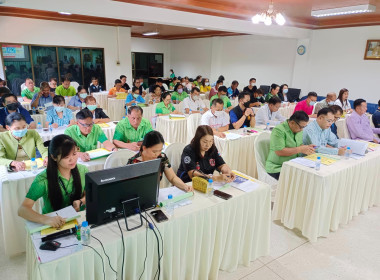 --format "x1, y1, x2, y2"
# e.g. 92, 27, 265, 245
0, 158, 107, 257
27, 174, 271, 280
272, 147, 380, 242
